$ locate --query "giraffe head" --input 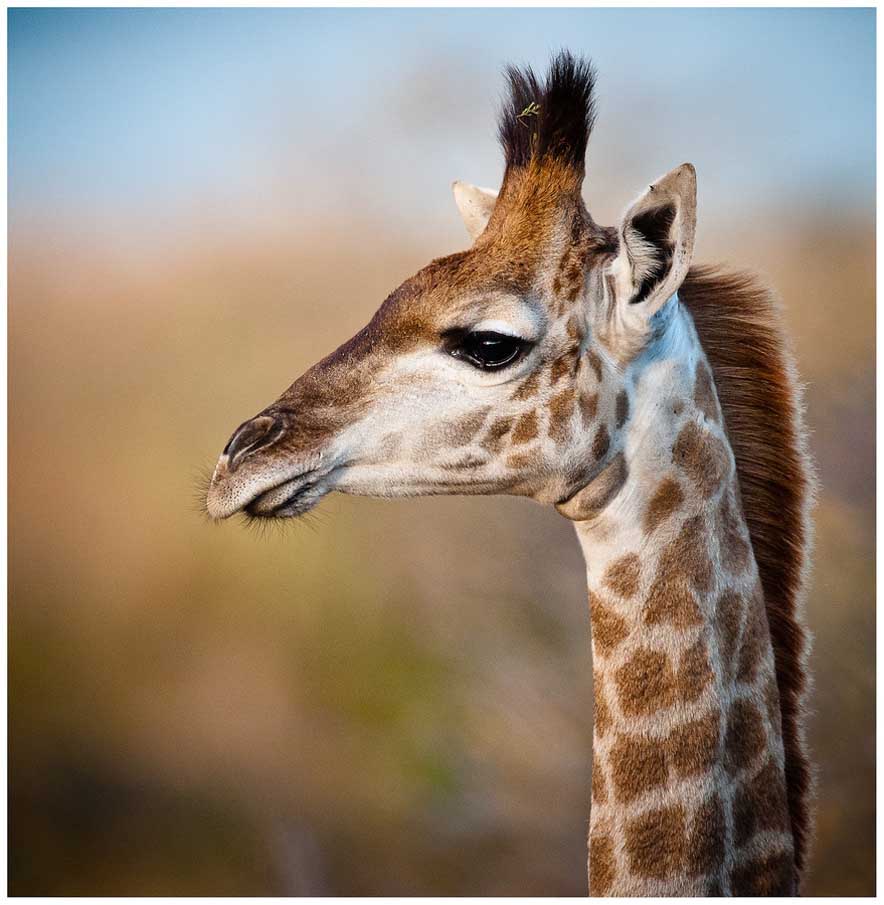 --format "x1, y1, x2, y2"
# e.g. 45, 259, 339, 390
206, 53, 697, 522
